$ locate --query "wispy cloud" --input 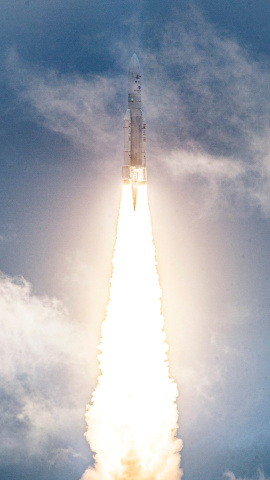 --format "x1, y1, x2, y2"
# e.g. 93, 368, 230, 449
0, 224, 18, 244
5, 49, 122, 165
49, 446, 85, 467
140, 9, 270, 215
224, 468, 269, 480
